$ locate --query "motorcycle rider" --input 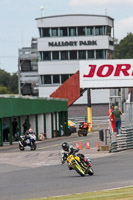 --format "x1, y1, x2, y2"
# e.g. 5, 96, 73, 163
79, 121, 84, 129
24, 128, 34, 141
83, 122, 88, 131
61, 142, 91, 171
